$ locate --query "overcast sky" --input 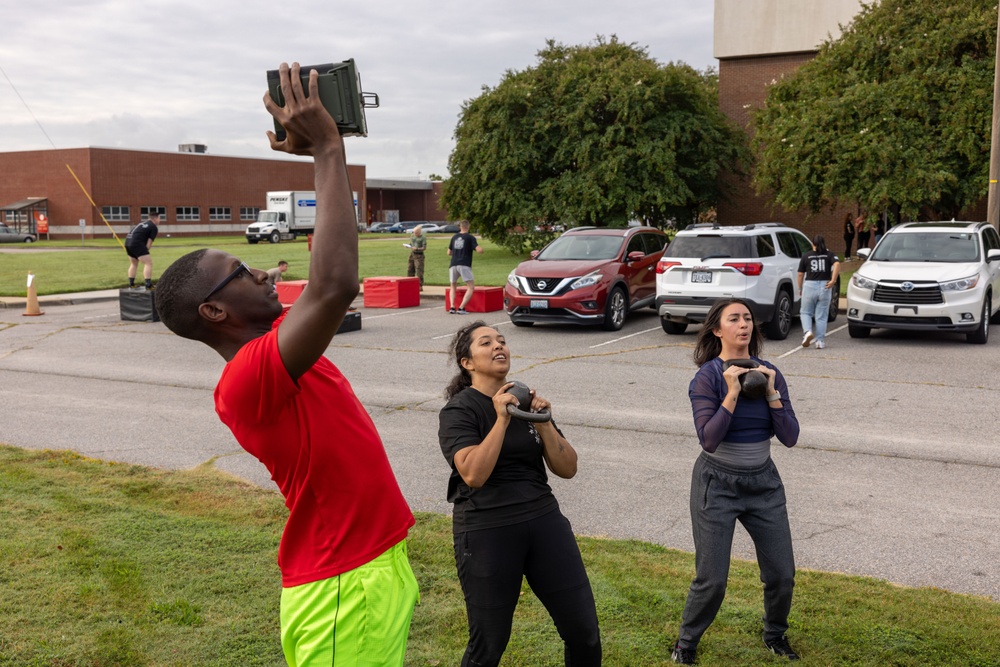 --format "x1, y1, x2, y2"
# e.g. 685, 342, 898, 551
0, 0, 715, 179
